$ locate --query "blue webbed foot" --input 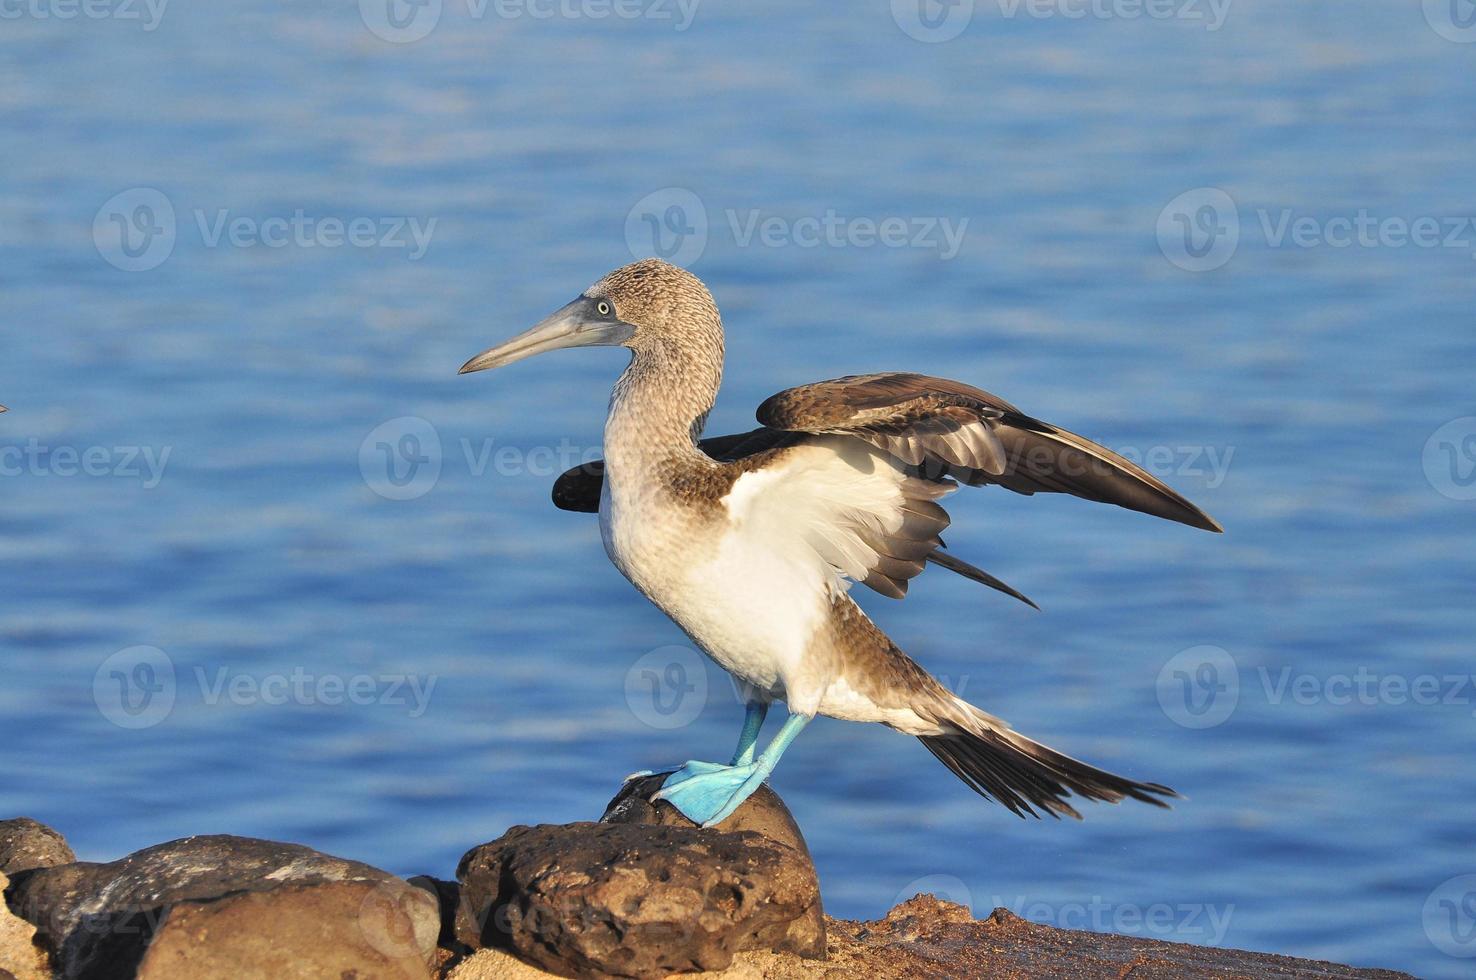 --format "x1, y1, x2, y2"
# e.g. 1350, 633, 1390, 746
652, 759, 767, 827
